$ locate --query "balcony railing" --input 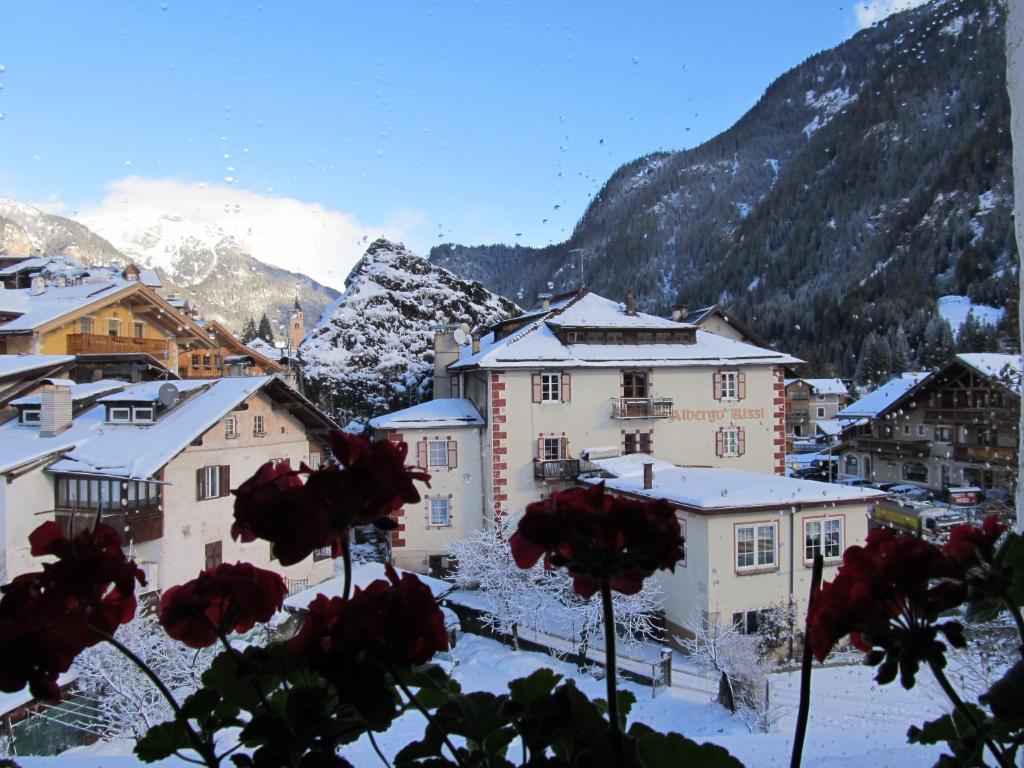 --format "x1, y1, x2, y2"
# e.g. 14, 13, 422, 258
67, 333, 169, 361
533, 457, 600, 481
178, 348, 229, 379
54, 506, 163, 543
923, 408, 1017, 426
610, 396, 673, 419
852, 437, 932, 457
953, 444, 1017, 467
